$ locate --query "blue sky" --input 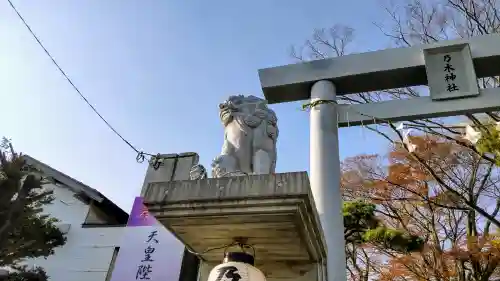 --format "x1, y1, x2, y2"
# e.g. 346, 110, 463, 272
1, 0, 394, 211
